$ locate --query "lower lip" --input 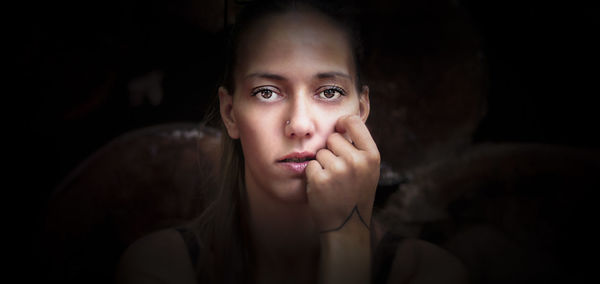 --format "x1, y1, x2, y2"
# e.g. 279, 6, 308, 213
278, 161, 310, 174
